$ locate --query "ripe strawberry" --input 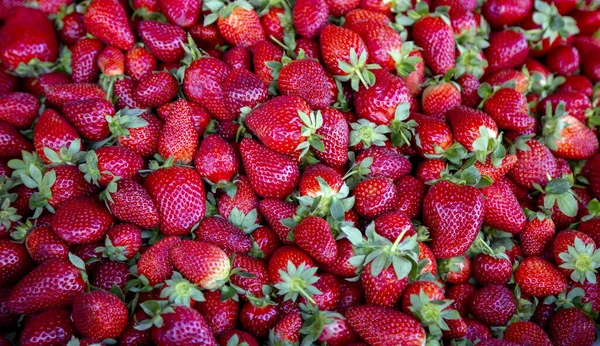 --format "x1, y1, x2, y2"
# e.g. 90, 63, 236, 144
484, 30, 529, 73
158, 0, 200, 28
481, 0, 532, 28
540, 102, 598, 160
457, 74, 481, 108
51, 196, 114, 244
0, 121, 33, 159
317, 313, 359, 345
0, 240, 34, 286
346, 305, 426, 345
184, 57, 233, 121
73, 290, 128, 340
97, 45, 125, 79
91, 263, 127, 294
293, 216, 337, 264
104, 179, 159, 229
482, 87, 535, 132
549, 307, 596, 346
135, 72, 178, 108
410, 5, 455, 76
83, 146, 143, 187
32, 110, 79, 164
259, 199, 297, 244
446, 105, 499, 154
56, 9, 86, 45
45, 83, 106, 107
481, 179, 526, 234
424, 180, 485, 258
216, 5, 265, 47
0, 92, 40, 129
260, 7, 285, 43
230, 254, 269, 298
354, 69, 411, 125
20, 307, 76, 346
546, 45, 579, 76
116, 112, 162, 158
195, 289, 238, 334
98, 223, 142, 262
352, 21, 403, 71
276, 57, 336, 109
138, 236, 180, 286
240, 297, 280, 339
538, 90, 591, 123
170, 240, 230, 290
7, 258, 86, 314
222, 68, 269, 117
294, 0, 329, 39
421, 81, 461, 118
142, 304, 217, 345
125, 46, 156, 81
222, 46, 252, 70
416, 159, 447, 183
71, 38, 104, 83
0, 7, 58, 72
514, 257, 567, 297
194, 134, 239, 185
239, 138, 300, 199
503, 321, 552, 345
196, 216, 252, 254
469, 284, 516, 326
271, 312, 301, 344
138, 20, 187, 63
552, 230, 599, 283
251, 40, 283, 87
62, 98, 113, 141
394, 176, 426, 219
473, 252, 512, 285
15, 224, 68, 263
84, 0, 134, 50
408, 112, 453, 156
353, 176, 399, 218
218, 330, 259, 346
268, 246, 315, 284
144, 166, 205, 236
520, 214, 555, 257
157, 100, 198, 164
509, 139, 557, 189
558, 75, 594, 96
